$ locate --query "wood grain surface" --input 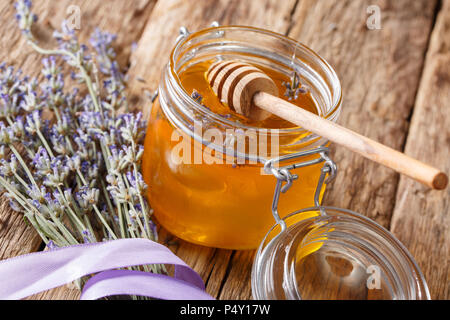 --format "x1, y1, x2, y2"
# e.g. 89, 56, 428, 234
0, 0, 448, 300
391, 0, 450, 300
